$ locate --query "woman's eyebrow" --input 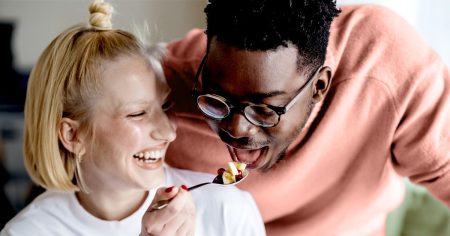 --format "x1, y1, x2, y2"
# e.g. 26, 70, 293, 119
117, 99, 149, 109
